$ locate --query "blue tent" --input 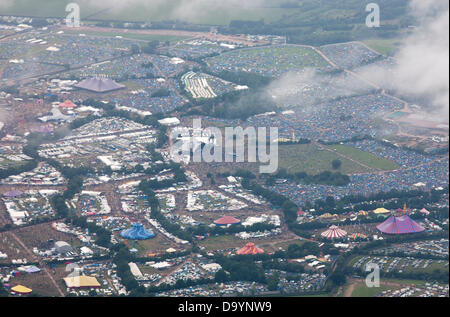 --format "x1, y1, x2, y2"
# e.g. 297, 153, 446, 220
120, 223, 155, 240
25, 266, 41, 274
